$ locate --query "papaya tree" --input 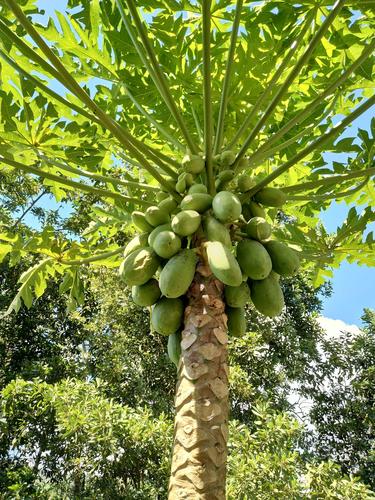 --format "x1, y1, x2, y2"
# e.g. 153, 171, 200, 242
0, 1, 374, 498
